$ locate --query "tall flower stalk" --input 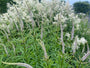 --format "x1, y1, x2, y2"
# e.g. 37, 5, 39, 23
2, 62, 33, 68
41, 23, 43, 40
8, 15, 19, 31
71, 23, 74, 40
60, 22, 65, 54
81, 51, 90, 61
72, 36, 77, 54
10, 42, 16, 54
1, 44, 8, 55
87, 44, 89, 52
39, 40, 48, 60
7, 26, 10, 34
14, 21, 19, 31
14, 5, 24, 32
41, 13, 44, 40
25, 0, 35, 29
0, 28, 9, 40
